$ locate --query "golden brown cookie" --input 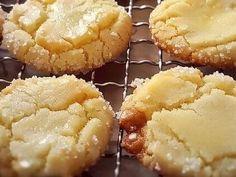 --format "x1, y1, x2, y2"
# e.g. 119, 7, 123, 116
0, 75, 114, 177
0, 7, 5, 37
2, 0, 132, 74
119, 67, 236, 177
150, 0, 236, 68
